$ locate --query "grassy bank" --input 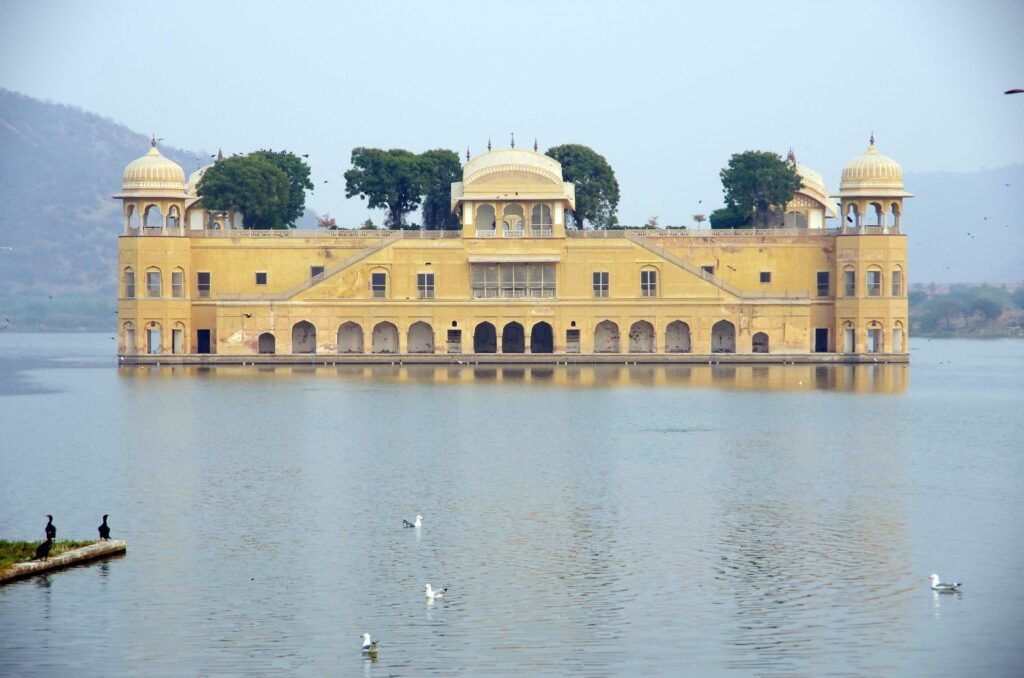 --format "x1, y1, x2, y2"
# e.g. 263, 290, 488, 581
0, 540, 97, 571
